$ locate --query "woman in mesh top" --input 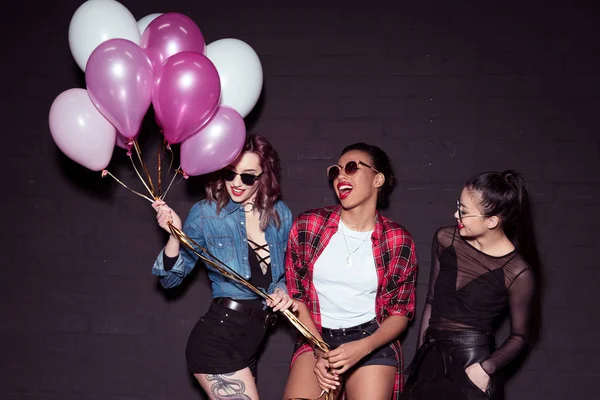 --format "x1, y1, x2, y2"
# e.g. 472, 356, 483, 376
401, 170, 540, 399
